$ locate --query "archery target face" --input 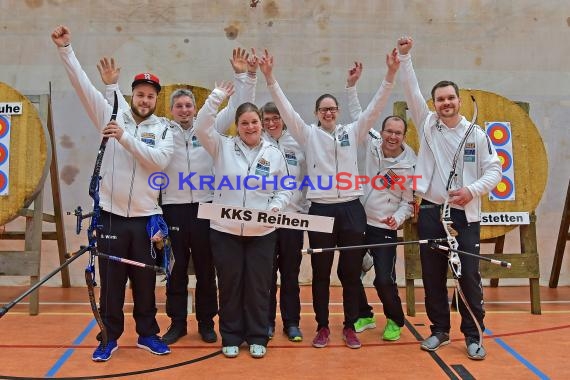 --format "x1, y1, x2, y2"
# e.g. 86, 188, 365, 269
487, 122, 511, 146
0, 115, 10, 138
486, 121, 515, 201
491, 176, 514, 200
0, 143, 8, 166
